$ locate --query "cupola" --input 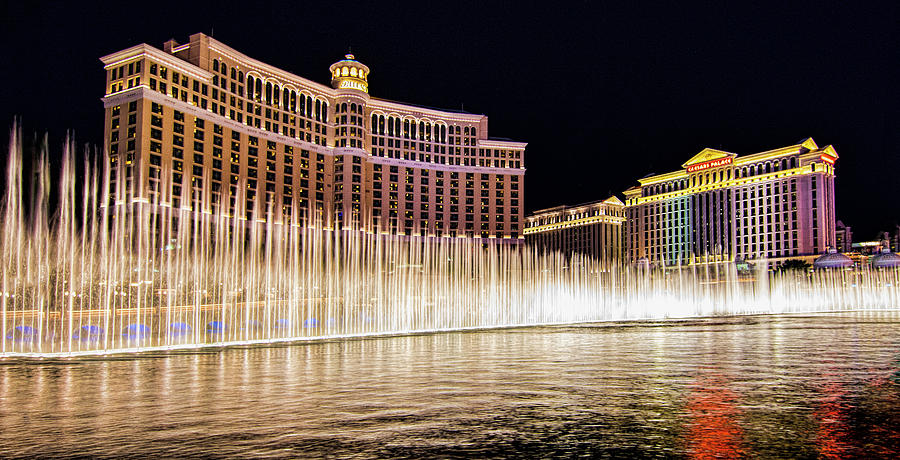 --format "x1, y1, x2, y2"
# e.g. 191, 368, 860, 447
329, 54, 370, 93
